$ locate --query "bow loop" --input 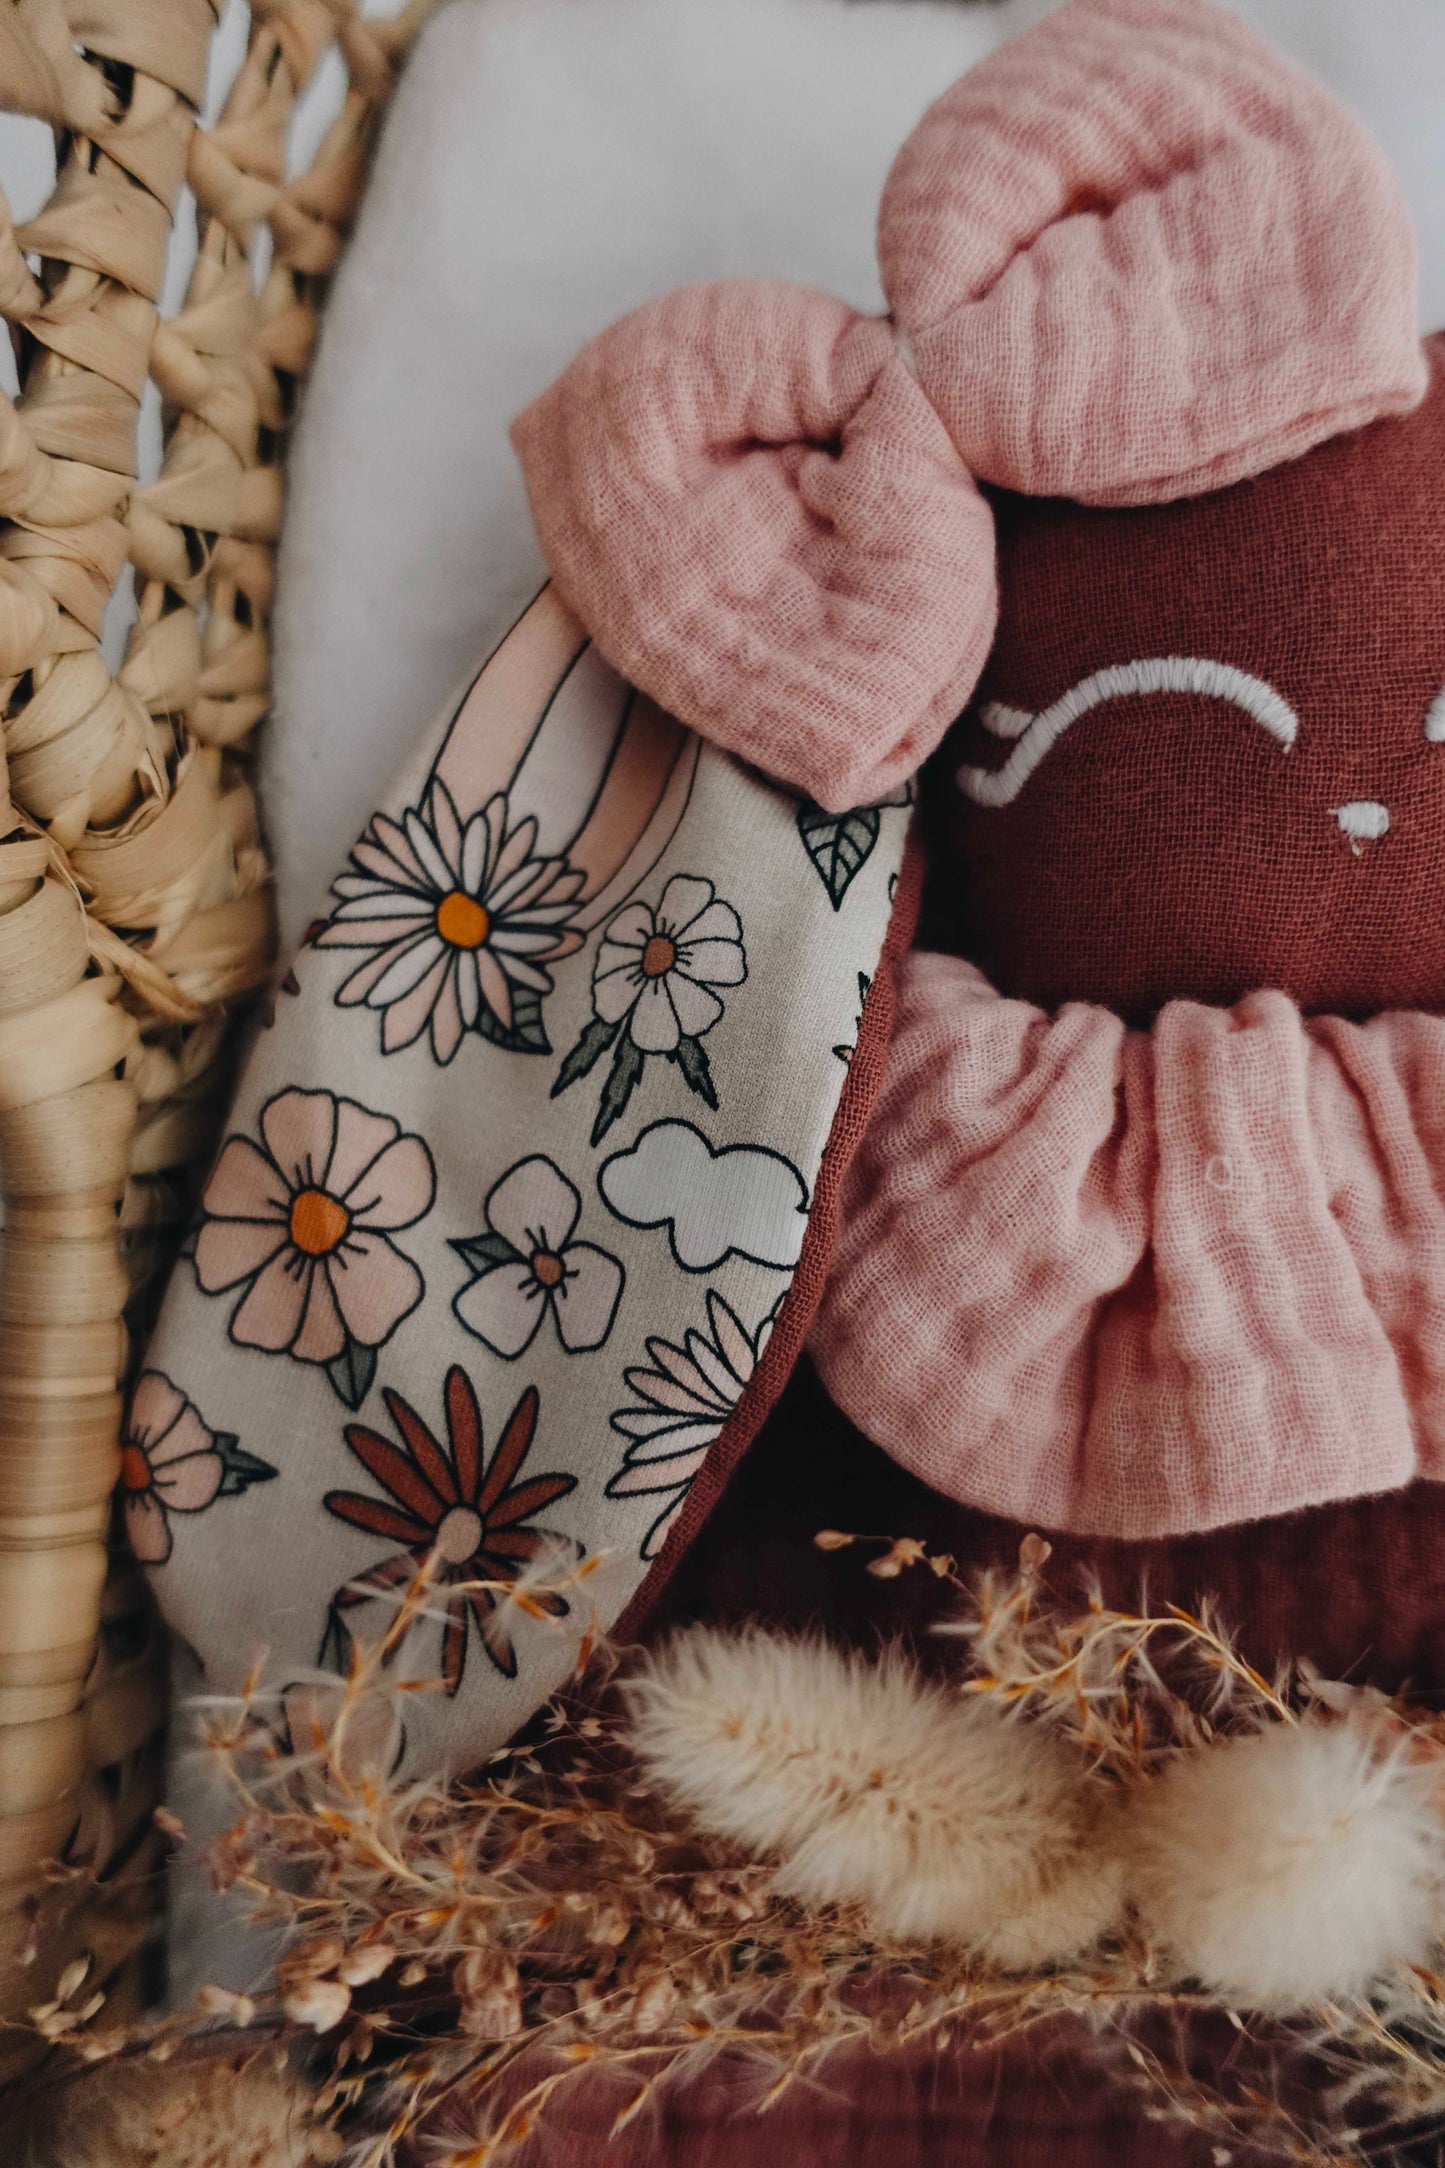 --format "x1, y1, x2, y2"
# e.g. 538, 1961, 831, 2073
882, 0, 1424, 501
513, 281, 995, 811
